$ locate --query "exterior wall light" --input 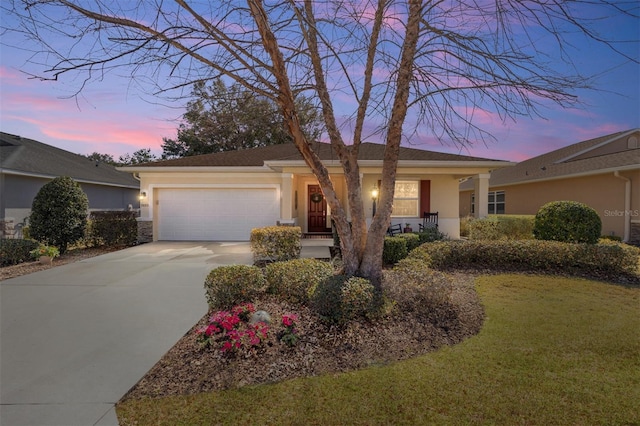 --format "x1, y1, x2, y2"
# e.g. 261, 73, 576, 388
139, 191, 147, 200
371, 185, 379, 216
